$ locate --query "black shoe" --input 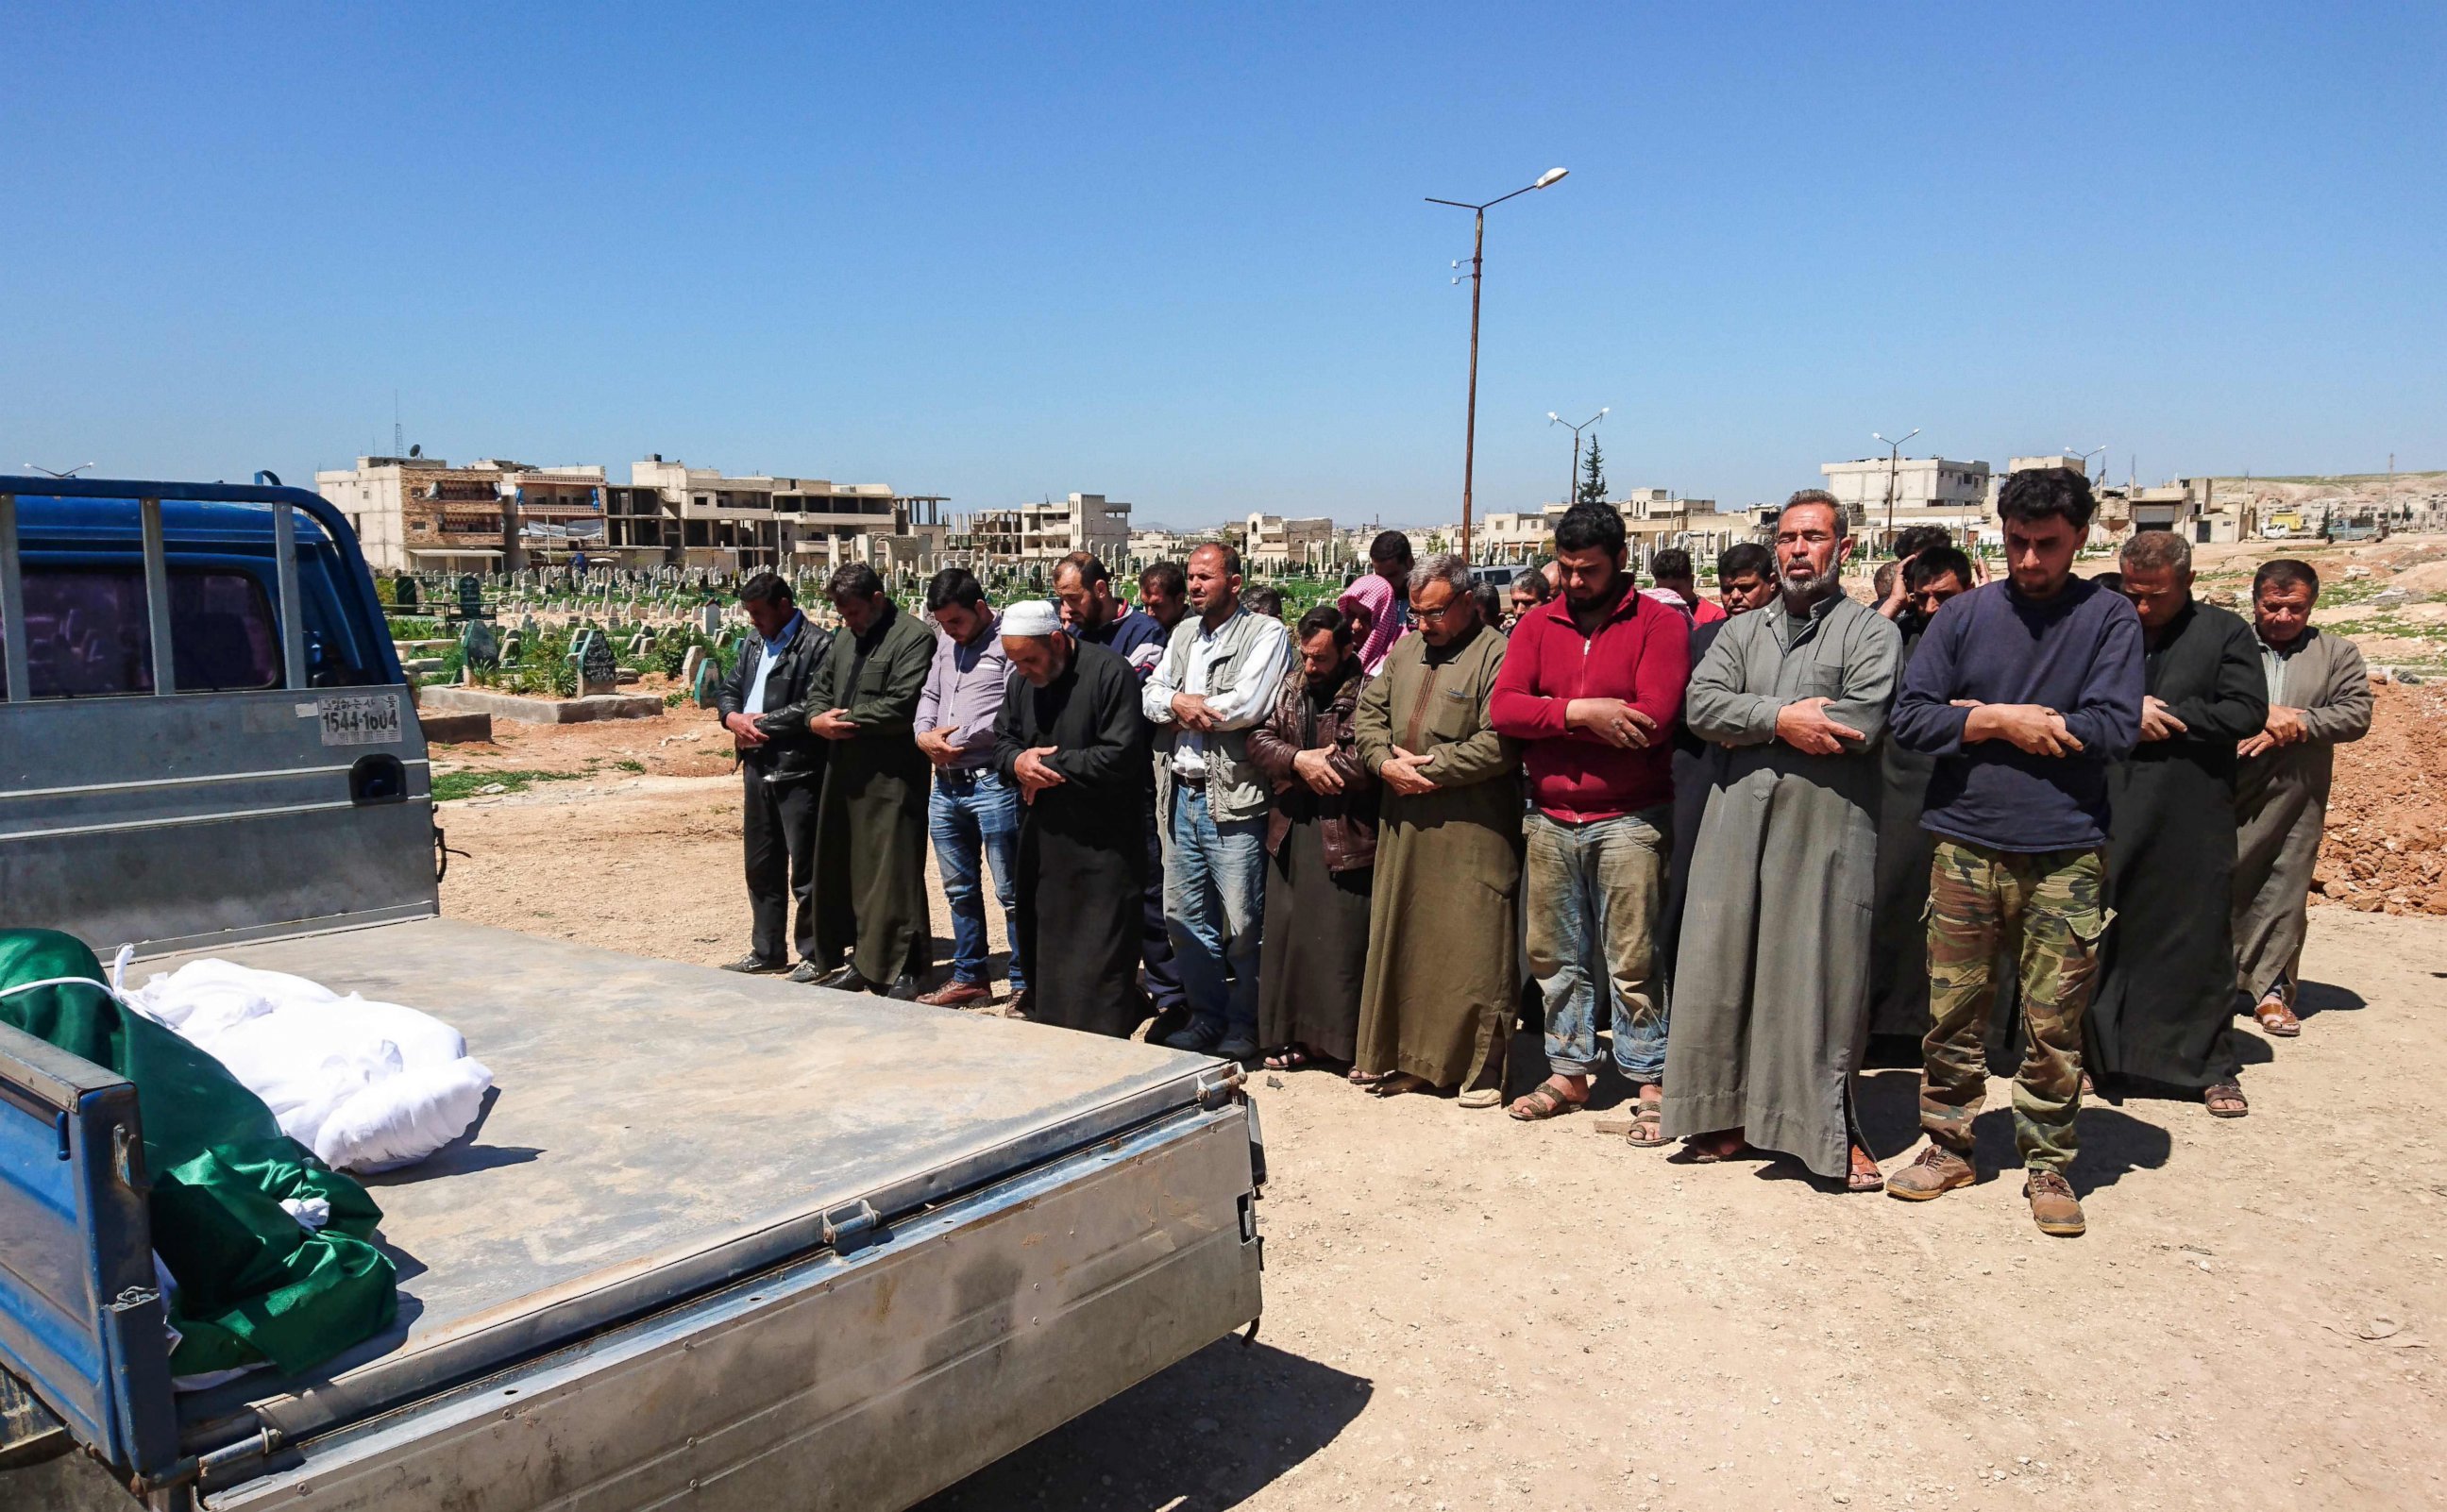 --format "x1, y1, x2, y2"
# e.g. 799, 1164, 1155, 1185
1214, 1035, 1261, 1064
1162, 1017, 1225, 1053
885, 973, 923, 1001
812, 965, 865, 990
723, 954, 788, 975
785, 961, 828, 984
